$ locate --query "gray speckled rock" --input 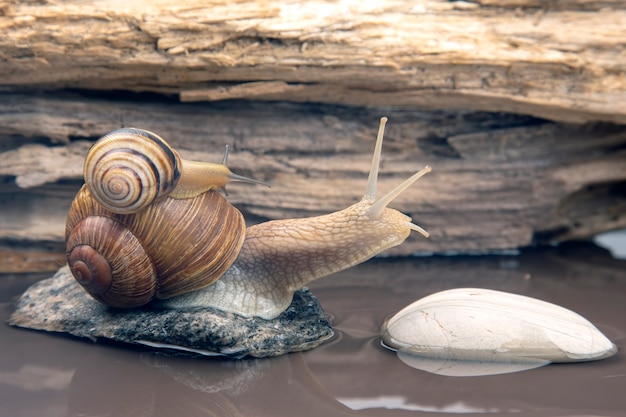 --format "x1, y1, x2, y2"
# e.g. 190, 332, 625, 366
9, 266, 333, 358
